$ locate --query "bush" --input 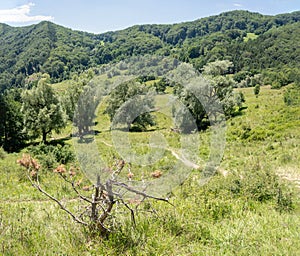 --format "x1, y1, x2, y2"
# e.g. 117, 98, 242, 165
263, 70, 290, 88
201, 162, 295, 213
243, 167, 279, 202
254, 84, 260, 96
271, 80, 282, 89
276, 188, 294, 213
284, 87, 300, 106
27, 143, 75, 169
235, 164, 294, 211
238, 74, 262, 88
233, 71, 252, 83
